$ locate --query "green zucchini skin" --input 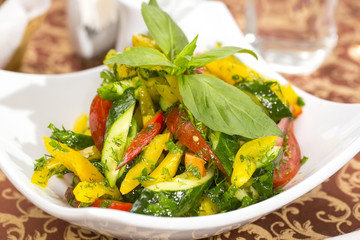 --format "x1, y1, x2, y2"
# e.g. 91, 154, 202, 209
210, 131, 239, 175
236, 81, 292, 122
130, 169, 214, 217
102, 88, 136, 187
